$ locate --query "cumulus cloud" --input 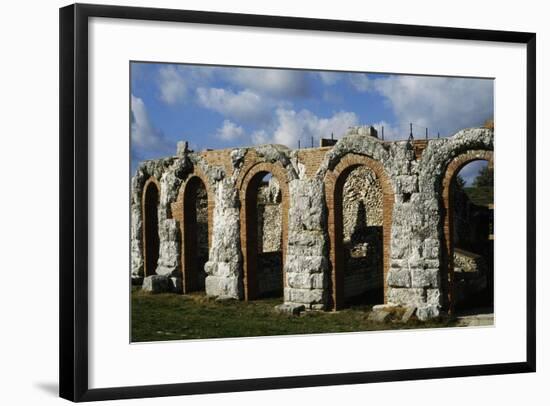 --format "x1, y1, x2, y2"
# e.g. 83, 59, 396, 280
373, 75, 494, 136
318, 71, 341, 85
157, 65, 222, 105
215, 120, 245, 141
158, 65, 187, 105
131, 95, 172, 157
196, 87, 270, 123
227, 68, 311, 97
254, 108, 358, 147
251, 129, 270, 145
348, 73, 370, 92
